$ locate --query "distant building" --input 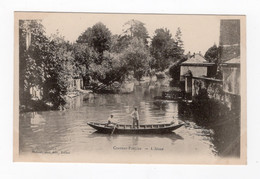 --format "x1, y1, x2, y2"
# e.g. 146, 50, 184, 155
68, 77, 83, 91
219, 19, 241, 110
221, 57, 240, 110
180, 53, 216, 98
180, 53, 216, 81
182, 19, 241, 107
29, 86, 43, 100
